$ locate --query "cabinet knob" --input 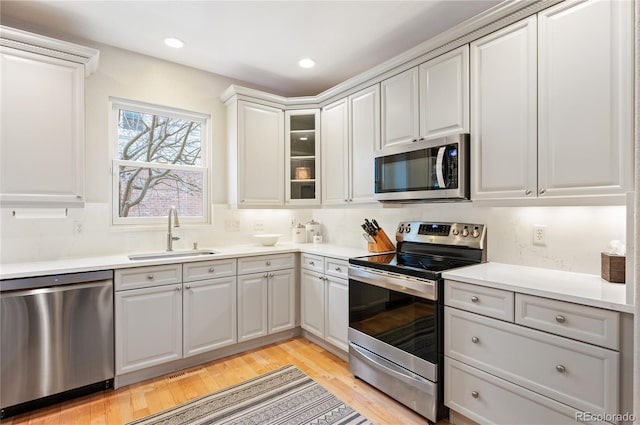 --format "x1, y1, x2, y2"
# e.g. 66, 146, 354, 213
269, 273, 275, 278
264, 273, 269, 278
419, 137, 425, 142
241, 199, 245, 203
319, 276, 324, 280
471, 336, 479, 344
185, 284, 191, 290
209, 267, 215, 273
555, 365, 566, 374
309, 261, 315, 266
345, 199, 349, 202
412, 139, 418, 143
471, 391, 479, 399
470, 296, 479, 303
335, 267, 341, 272
147, 274, 154, 280
555, 315, 566, 323
175, 286, 181, 291
266, 261, 271, 266
539, 188, 546, 195
525, 189, 533, 196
